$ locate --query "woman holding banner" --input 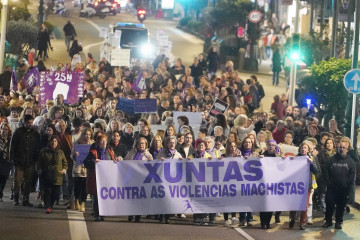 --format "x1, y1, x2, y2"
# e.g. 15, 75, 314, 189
71, 128, 94, 212
84, 135, 118, 222
149, 135, 163, 159
124, 137, 153, 223
238, 137, 259, 227
289, 140, 318, 230
259, 140, 281, 229
221, 141, 242, 226
188, 140, 212, 225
